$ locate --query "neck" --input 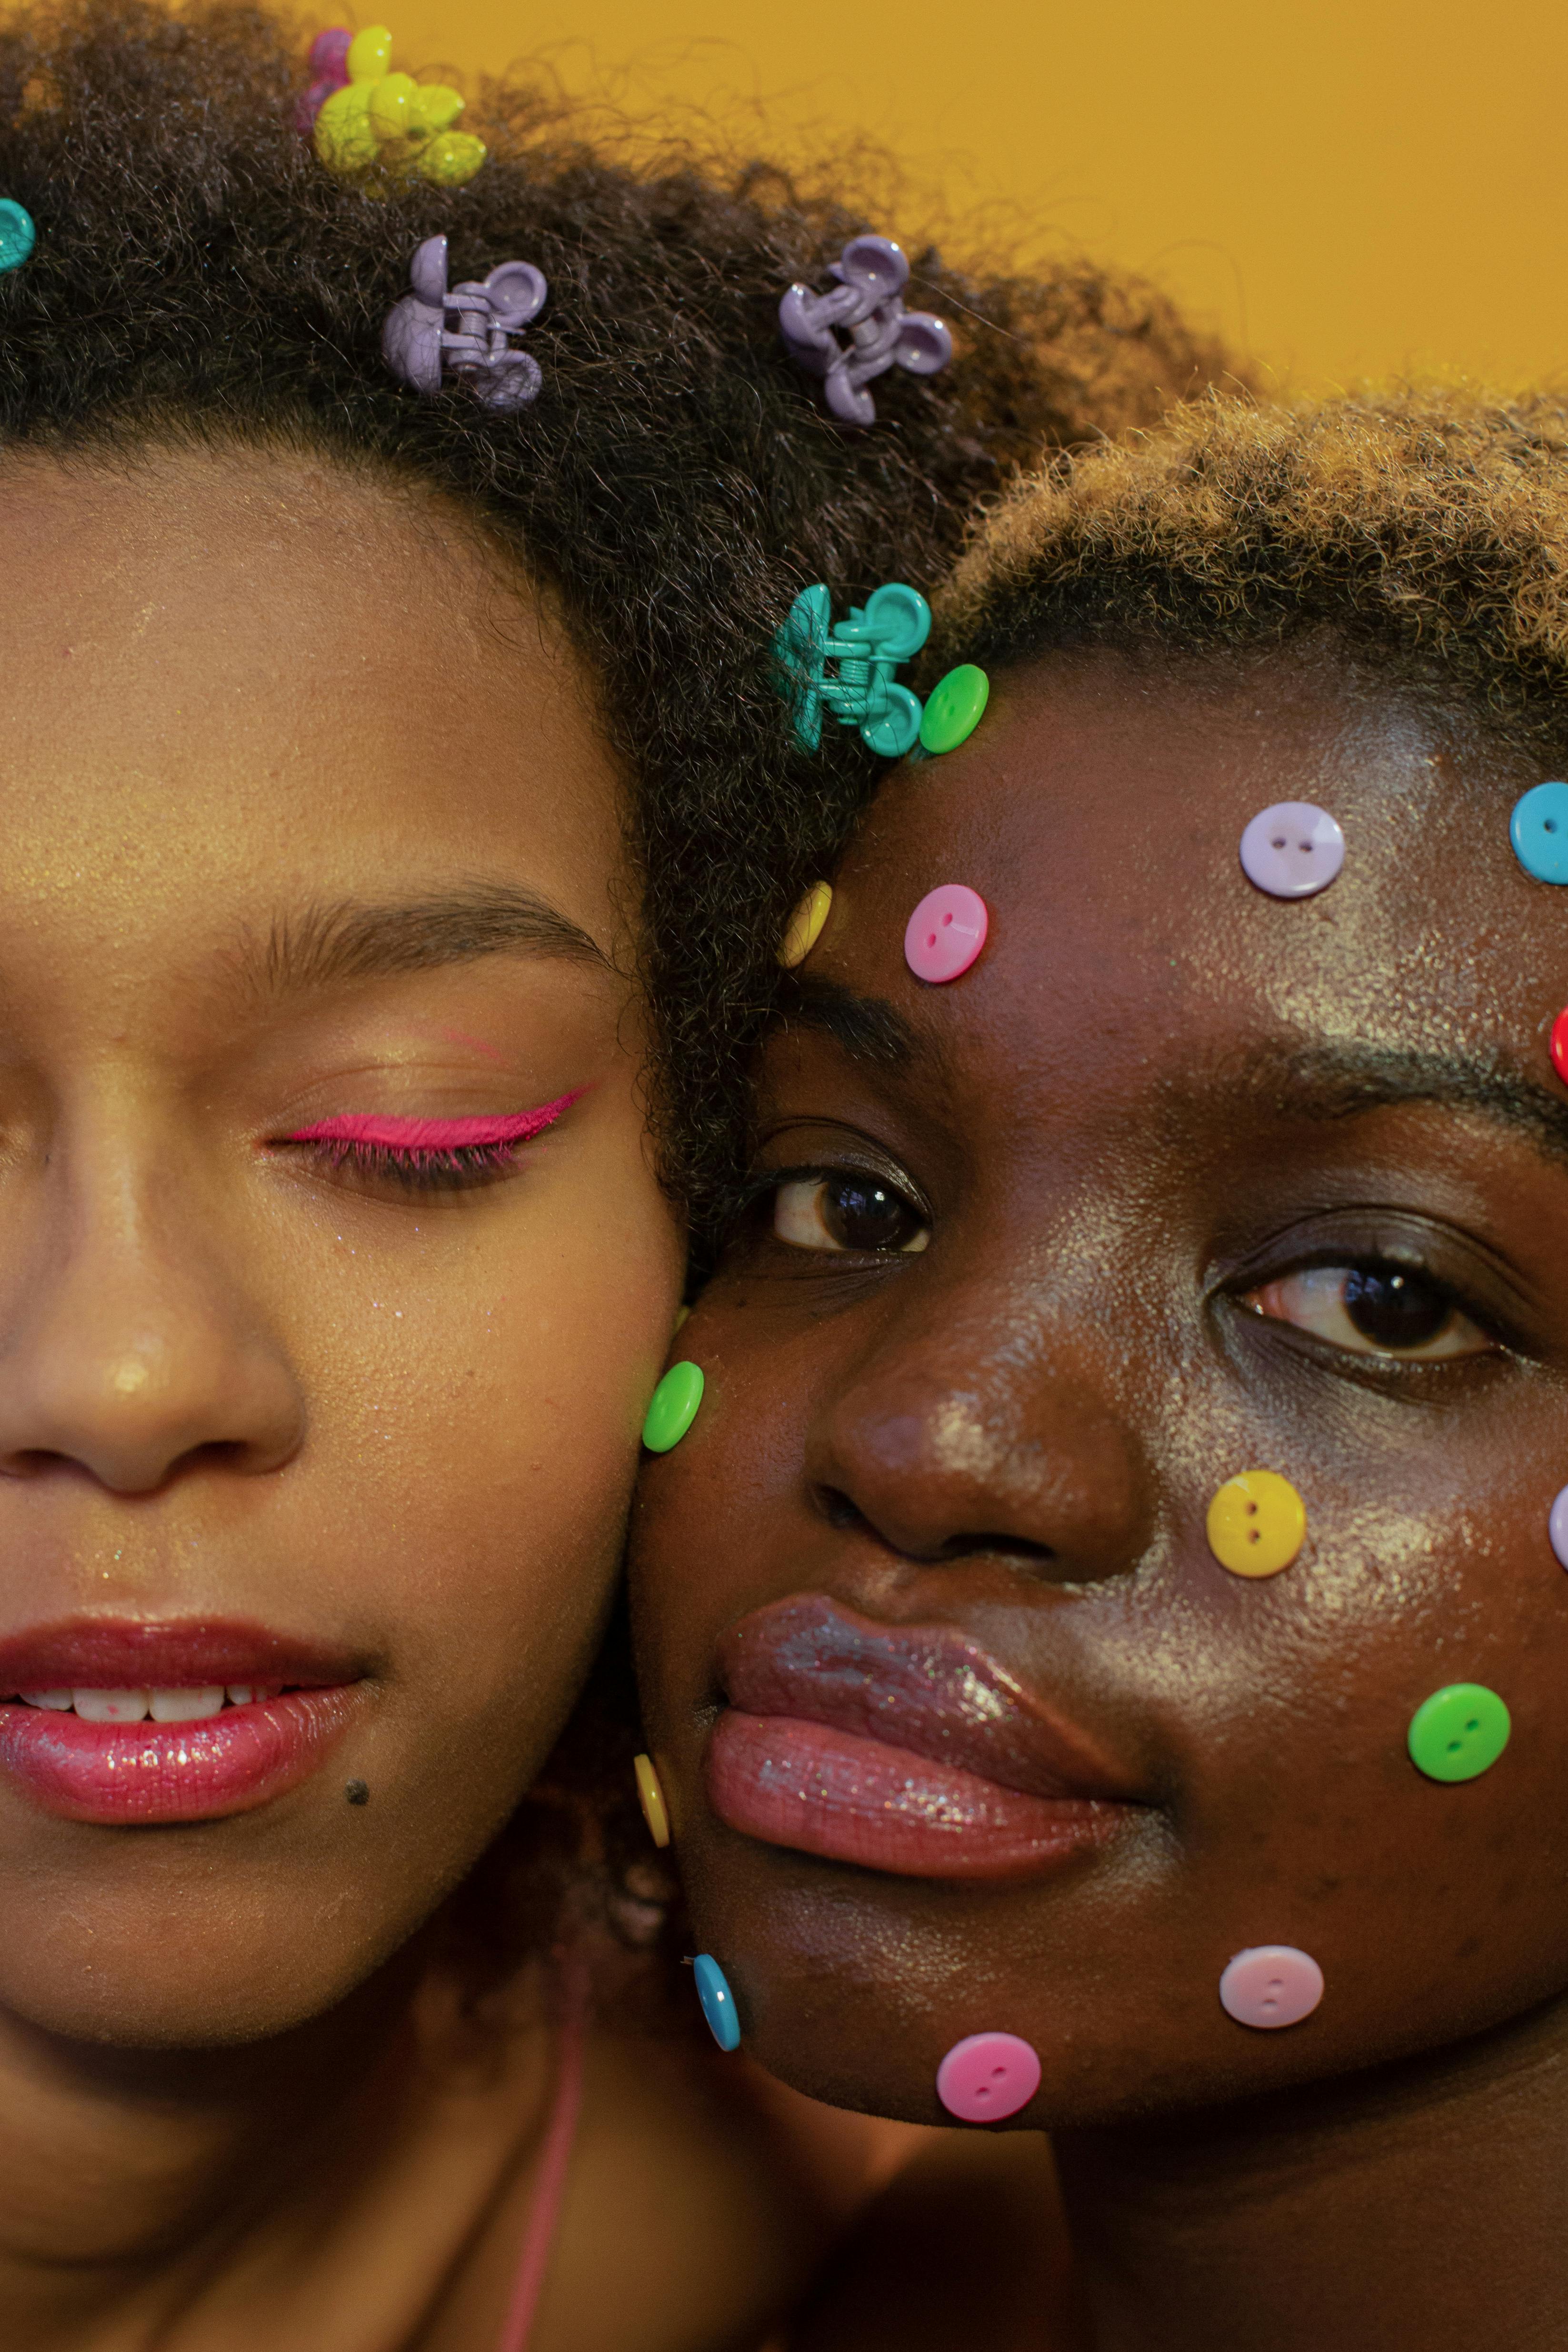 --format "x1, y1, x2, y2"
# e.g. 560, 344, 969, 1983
1054, 1997, 1568, 2349
0, 1934, 441, 2348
